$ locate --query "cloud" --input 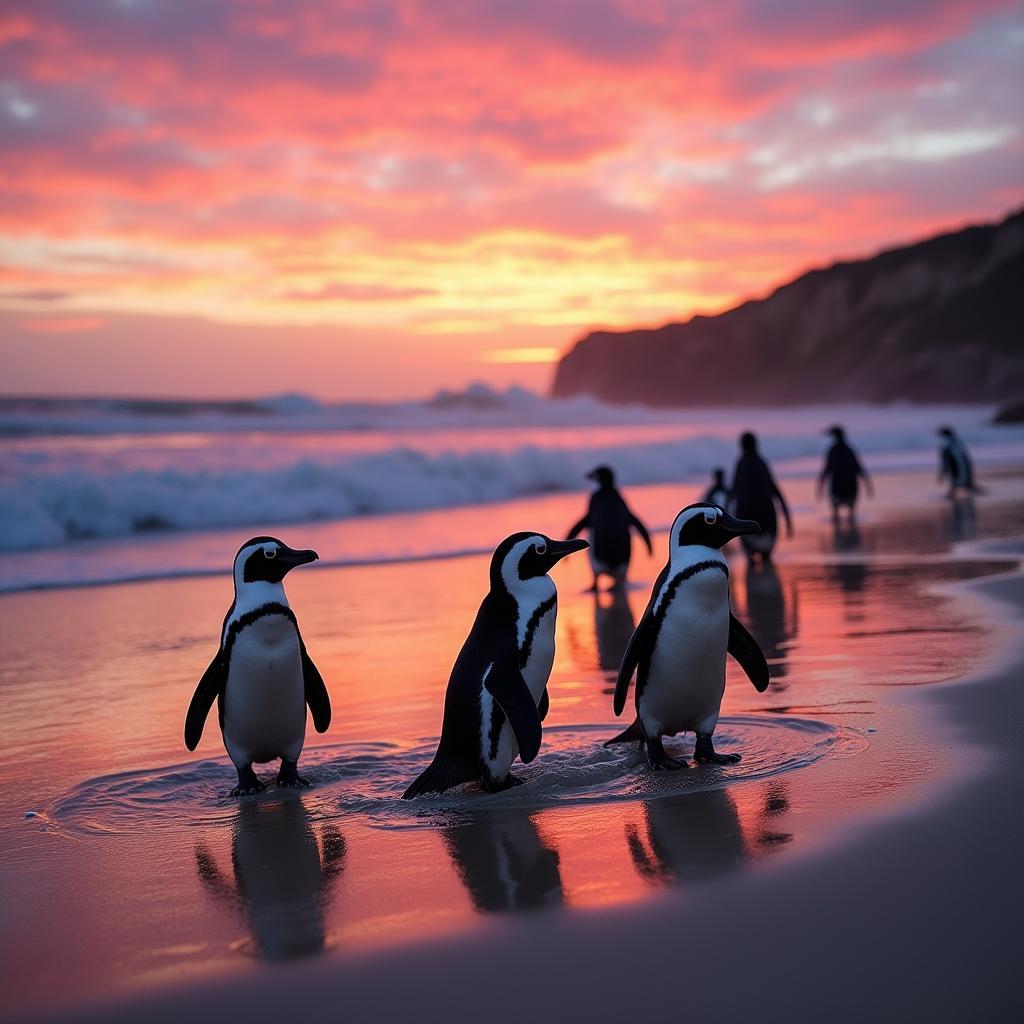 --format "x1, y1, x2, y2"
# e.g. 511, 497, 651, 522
280, 282, 436, 302
0, 288, 71, 302
0, 0, 1021, 398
